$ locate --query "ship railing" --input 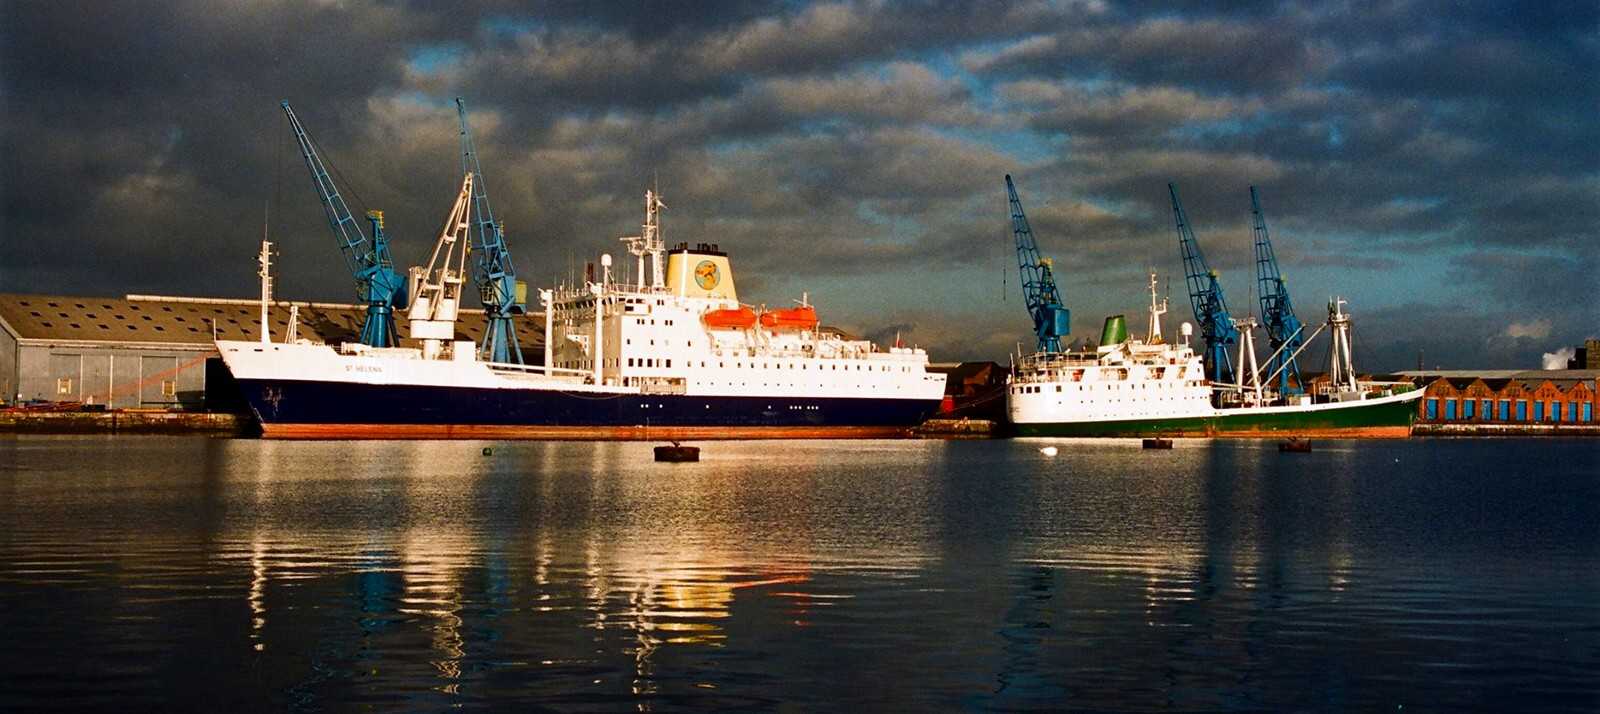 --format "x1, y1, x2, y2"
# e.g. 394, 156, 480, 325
1017, 352, 1098, 370
639, 378, 688, 395
487, 361, 589, 378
